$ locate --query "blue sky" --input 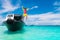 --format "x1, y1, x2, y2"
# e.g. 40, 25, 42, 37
0, 0, 60, 25
0, 0, 60, 15
21, 0, 55, 14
